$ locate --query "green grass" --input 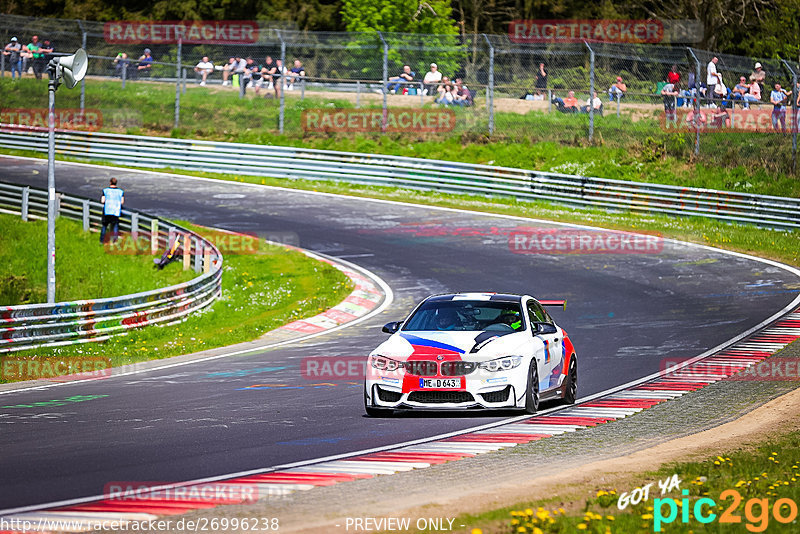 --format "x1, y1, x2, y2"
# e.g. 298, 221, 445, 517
0, 217, 354, 382
459, 427, 800, 533
0, 213, 195, 304
2, 77, 798, 197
